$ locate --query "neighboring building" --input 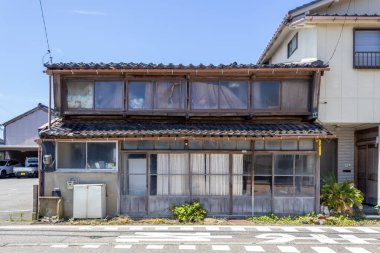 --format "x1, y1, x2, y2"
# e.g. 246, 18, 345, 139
258, 0, 380, 205
38, 61, 333, 218
0, 138, 4, 160
0, 103, 50, 163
